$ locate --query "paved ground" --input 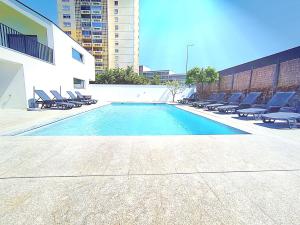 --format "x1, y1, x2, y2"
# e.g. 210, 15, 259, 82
0, 104, 300, 225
